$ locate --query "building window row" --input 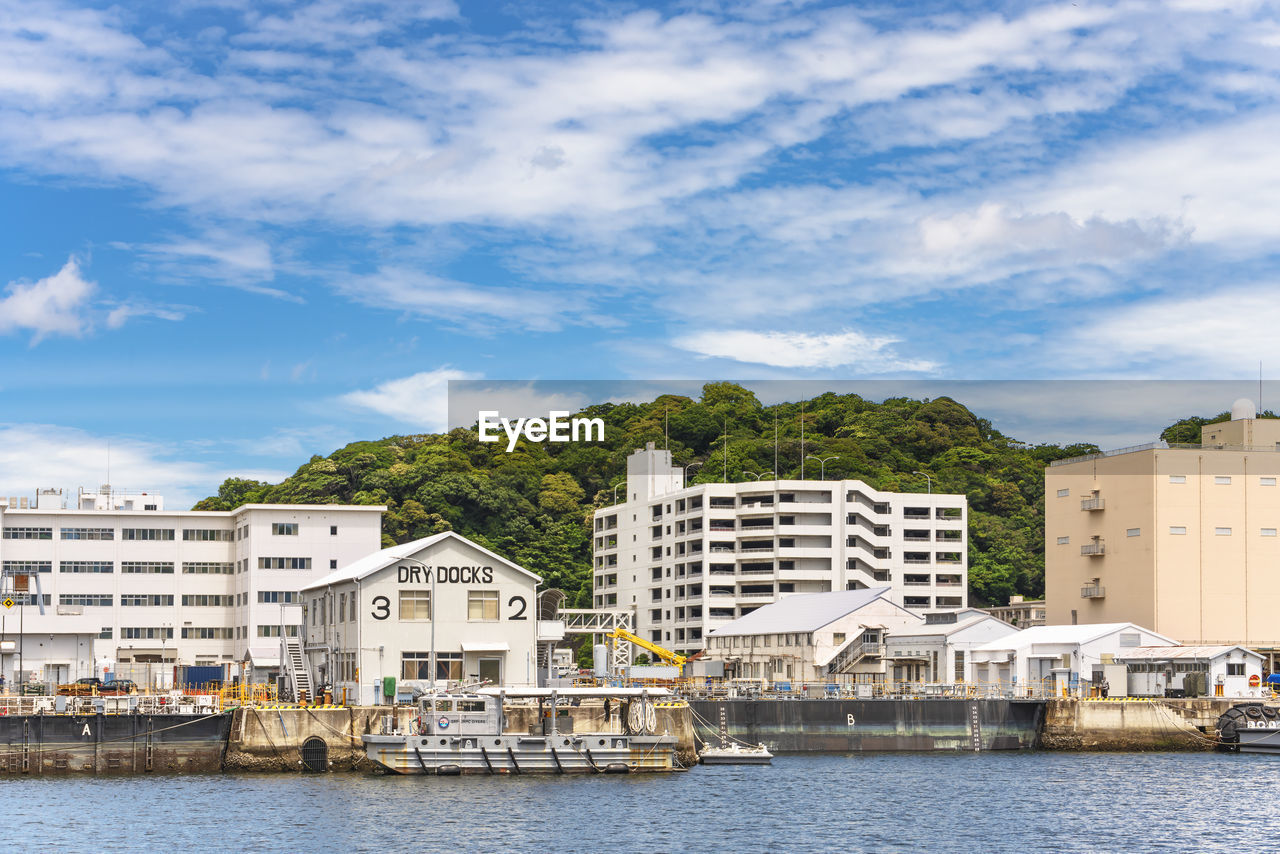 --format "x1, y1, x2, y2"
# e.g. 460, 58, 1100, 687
121, 627, 173, 640
258, 557, 312, 570
2, 527, 53, 540
121, 528, 175, 541
257, 625, 300, 637
183, 528, 234, 541
271, 523, 299, 536
258, 591, 301, 604
60, 561, 114, 573
182, 594, 235, 607
3, 560, 52, 574
121, 594, 175, 606
183, 562, 234, 575
121, 561, 174, 574
182, 627, 234, 639
61, 527, 115, 540
59, 594, 112, 606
